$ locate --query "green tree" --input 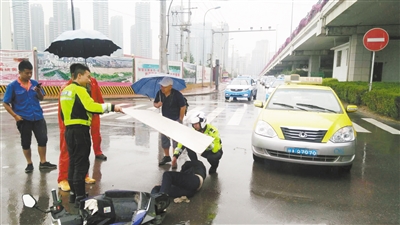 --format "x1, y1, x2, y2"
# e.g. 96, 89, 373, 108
183, 53, 195, 64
